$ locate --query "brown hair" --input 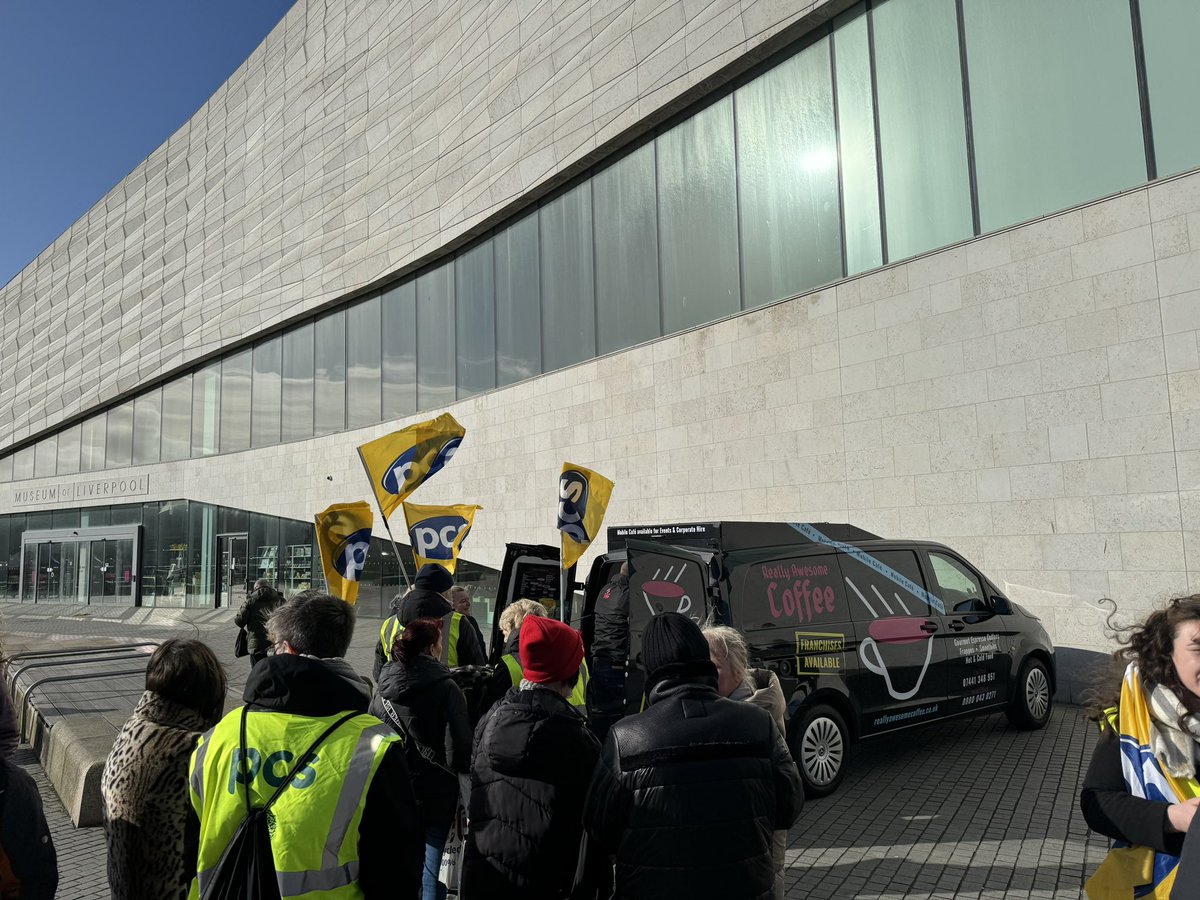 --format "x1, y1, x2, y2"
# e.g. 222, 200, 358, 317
146, 638, 228, 727
1087, 595, 1200, 720
396, 617, 443, 664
